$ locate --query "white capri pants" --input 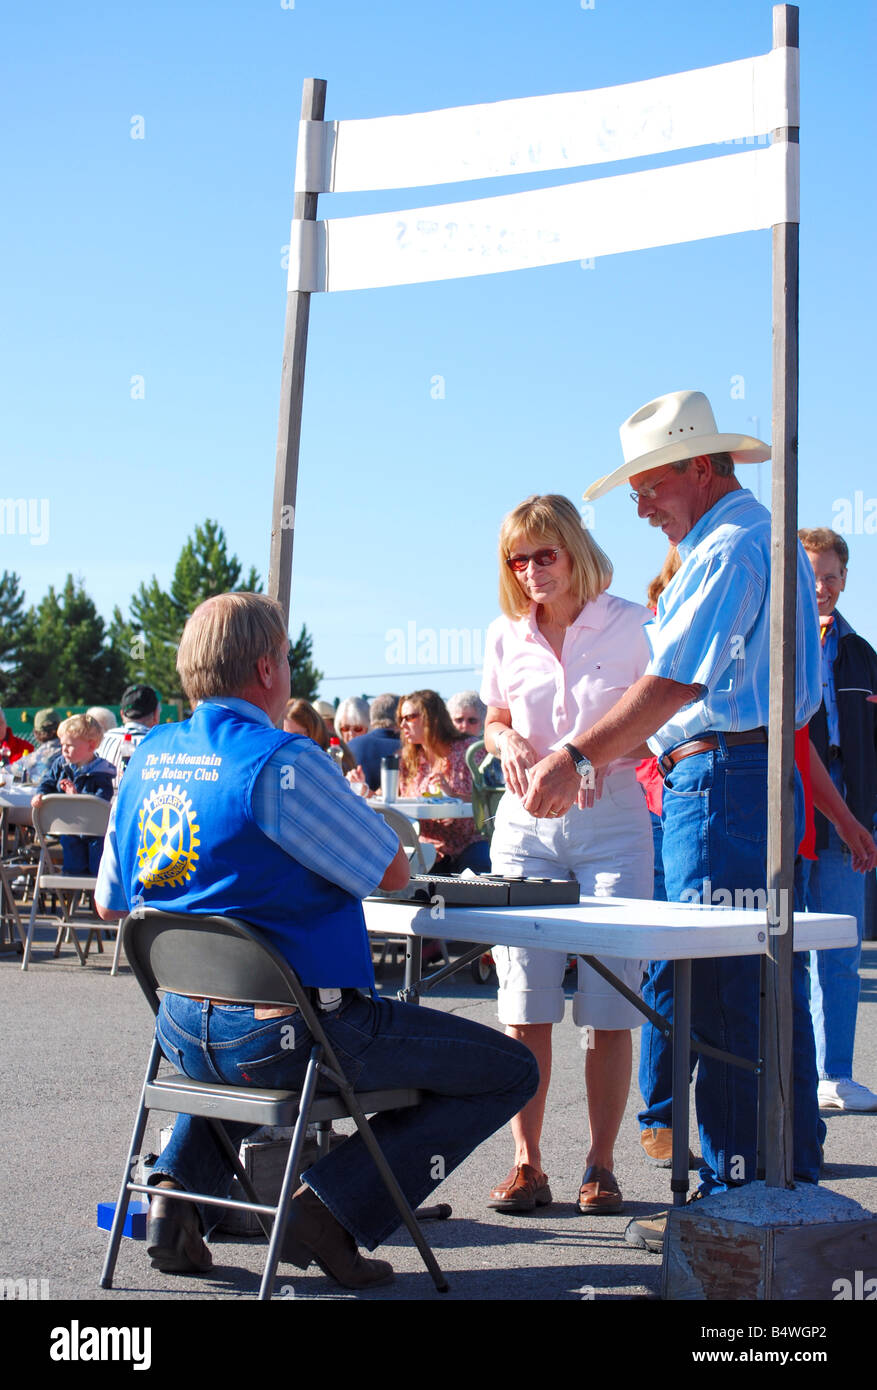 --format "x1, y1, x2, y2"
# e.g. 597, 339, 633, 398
489, 770, 653, 1030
